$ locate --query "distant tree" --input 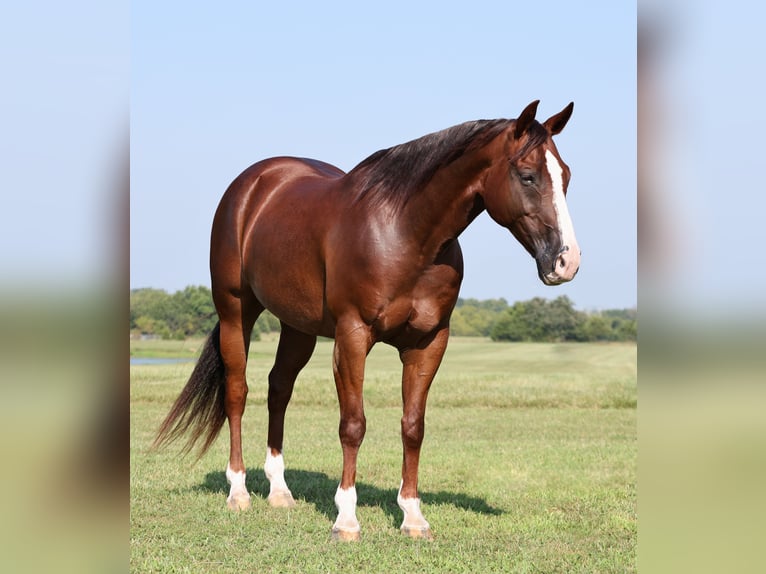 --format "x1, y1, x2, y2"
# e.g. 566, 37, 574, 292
602, 308, 637, 321
574, 314, 613, 341
130, 287, 635, 342
489, 302, 531, 341
490, 296, 586, 342
171, 285, 217, 336
545, 295, 584, 341
616, 317, 637, 341
130, 288, 174, 334
130, 286, 284, 339
255, 310, 281, 334
452, 298, 508, 336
